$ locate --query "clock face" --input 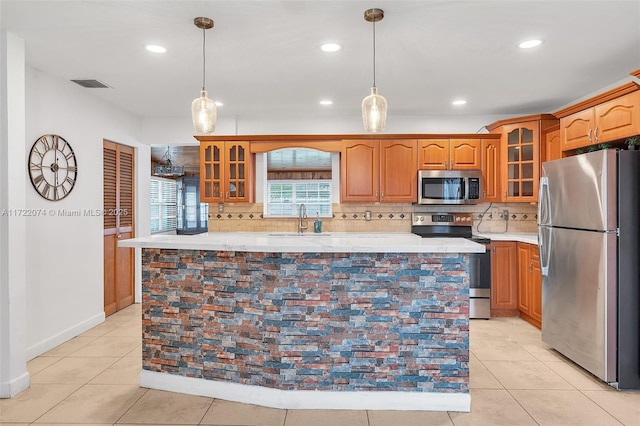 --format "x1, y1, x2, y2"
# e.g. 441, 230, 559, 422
28, 134, 77, 201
